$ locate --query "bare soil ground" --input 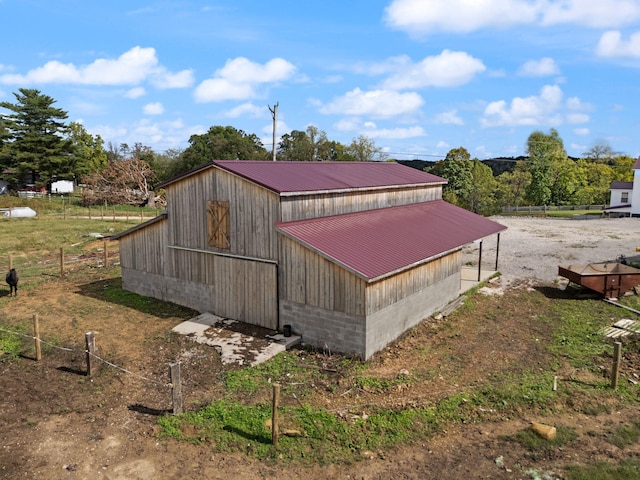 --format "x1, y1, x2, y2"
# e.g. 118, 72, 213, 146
1, 217, 640, 479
